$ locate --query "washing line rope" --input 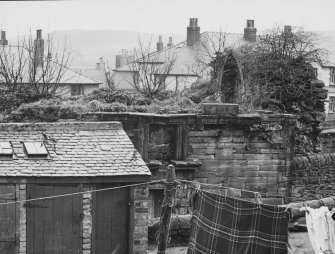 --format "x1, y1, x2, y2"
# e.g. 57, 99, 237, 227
178, 179, 260, 194
0, 180, 164, 206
